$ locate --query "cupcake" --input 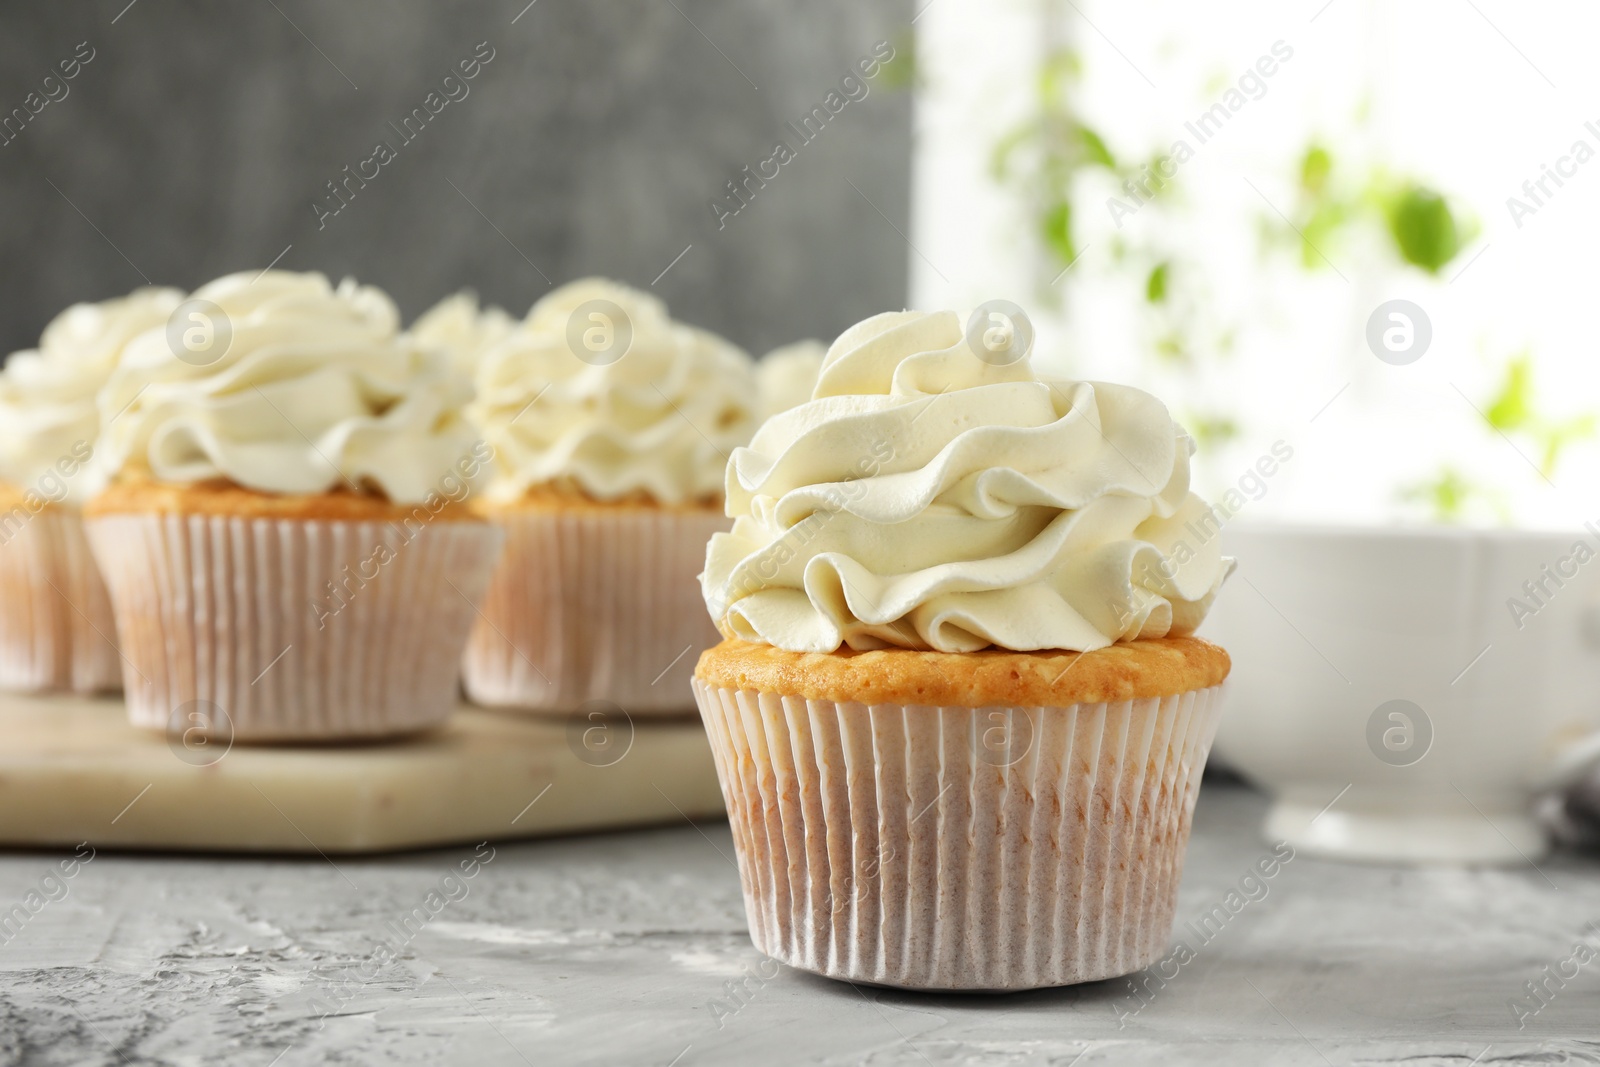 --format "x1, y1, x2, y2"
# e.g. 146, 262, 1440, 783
462, 278, 759, 714
694, 308, 1233, 991
407, 291, 515, 379
85, 270, 503, 741
756, 339, 826, 420
0, 287, 183, 693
